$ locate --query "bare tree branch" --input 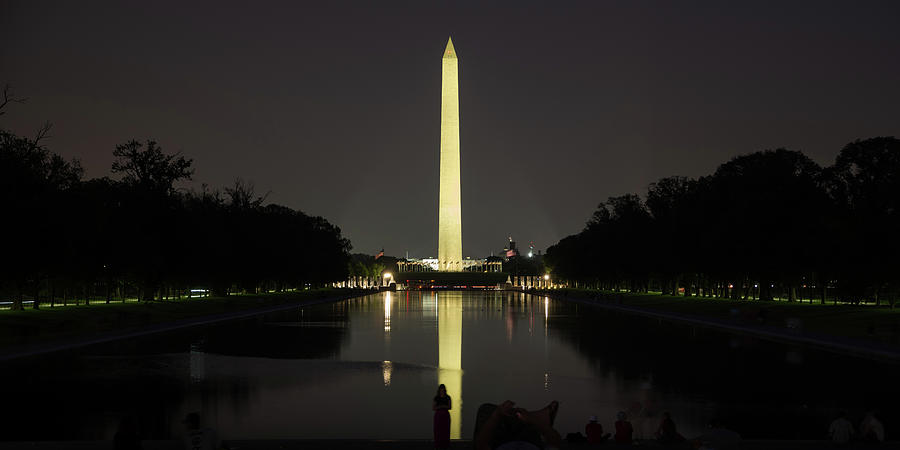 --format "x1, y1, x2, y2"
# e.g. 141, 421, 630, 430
33, 121, 53, 145
0, 83, 28, 116
225, 178, 269, 209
